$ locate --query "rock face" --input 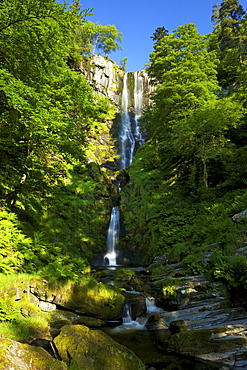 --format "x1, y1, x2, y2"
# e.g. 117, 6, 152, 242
80, 54, 154, 110
0, 338, 66, 370
30, 278, 125, 320
54, 324, 145, 370
81, 54, 123, 106
145, 261, 247, 369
